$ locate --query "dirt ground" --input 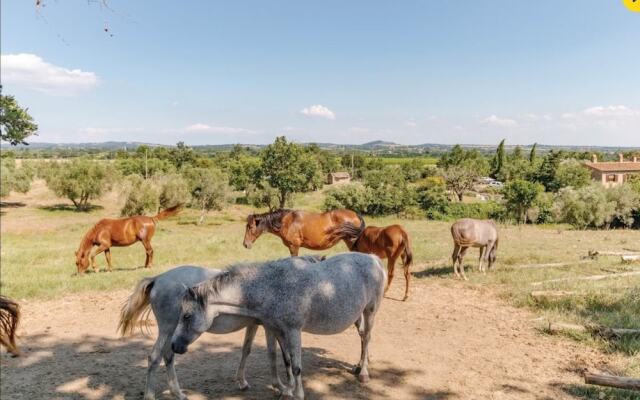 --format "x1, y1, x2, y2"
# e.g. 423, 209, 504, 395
0, 279, 619, 400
